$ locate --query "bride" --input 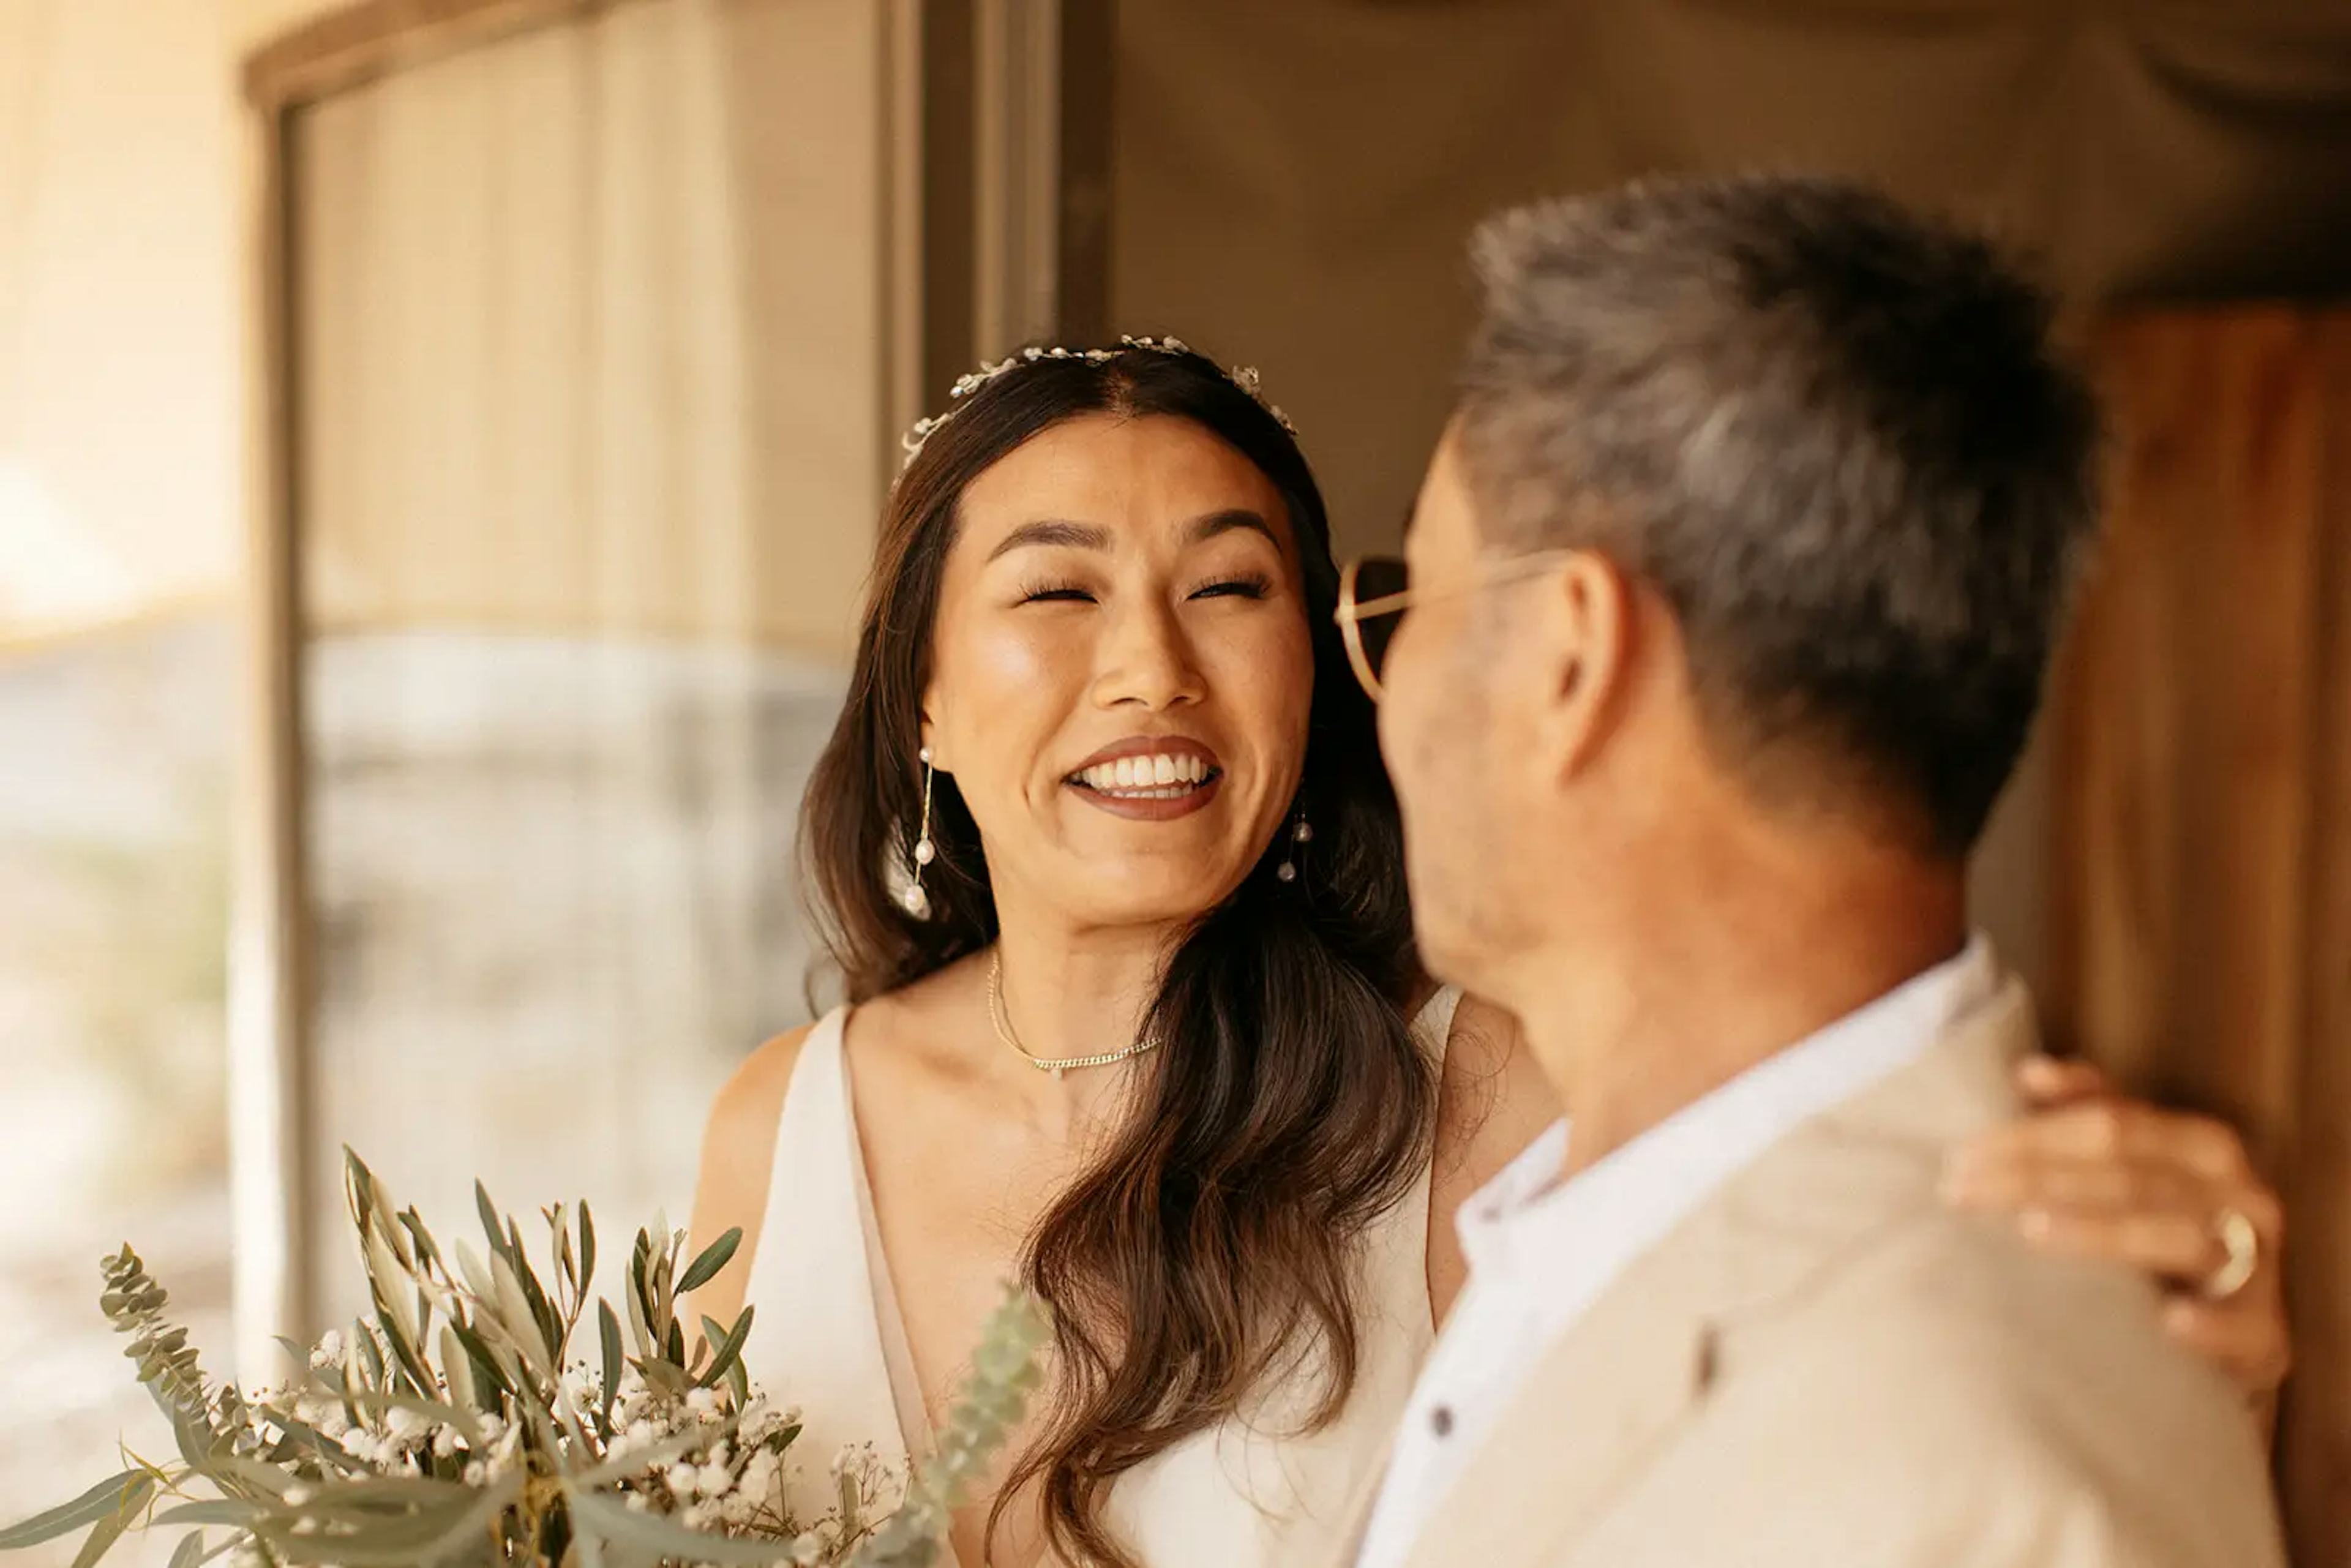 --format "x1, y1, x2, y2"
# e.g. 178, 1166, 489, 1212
689, 340, 2288, 1568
